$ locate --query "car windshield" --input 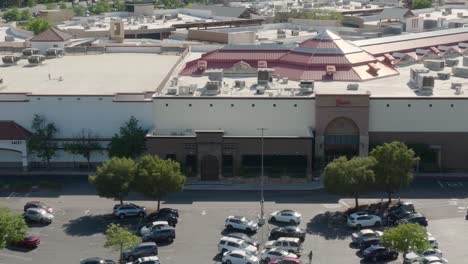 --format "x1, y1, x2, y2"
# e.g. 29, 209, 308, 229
240, 241, 249, 248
